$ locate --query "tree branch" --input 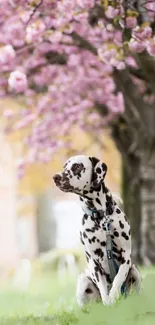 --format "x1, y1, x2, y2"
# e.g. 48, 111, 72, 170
26, 0, 43, 26
69, 32, 98, 55
135, 52, 155, 93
